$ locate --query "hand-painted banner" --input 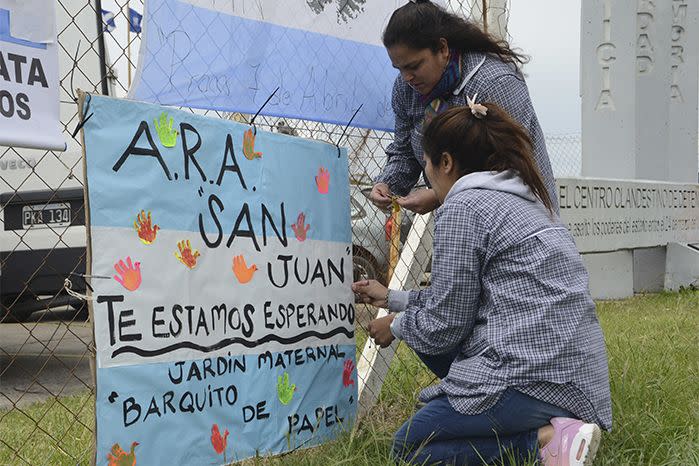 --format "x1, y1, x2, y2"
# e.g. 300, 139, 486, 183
0, 1, 65, 151
80, 93, 356, 465
128, 0, 408, 131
